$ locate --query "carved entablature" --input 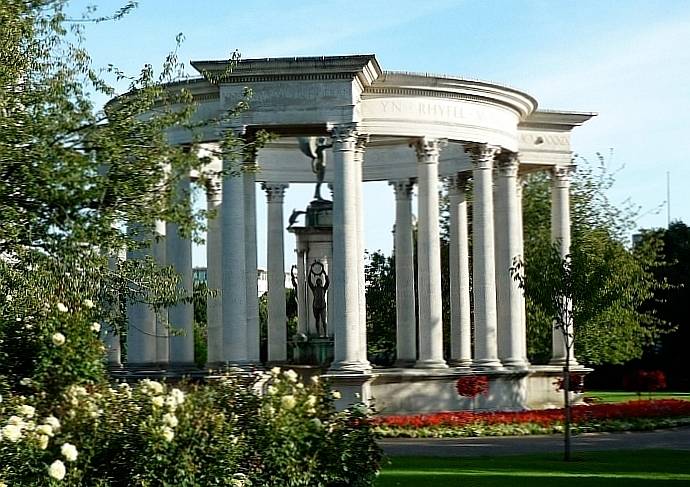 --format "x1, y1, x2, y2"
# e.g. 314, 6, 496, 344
518, 110, 596, 168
